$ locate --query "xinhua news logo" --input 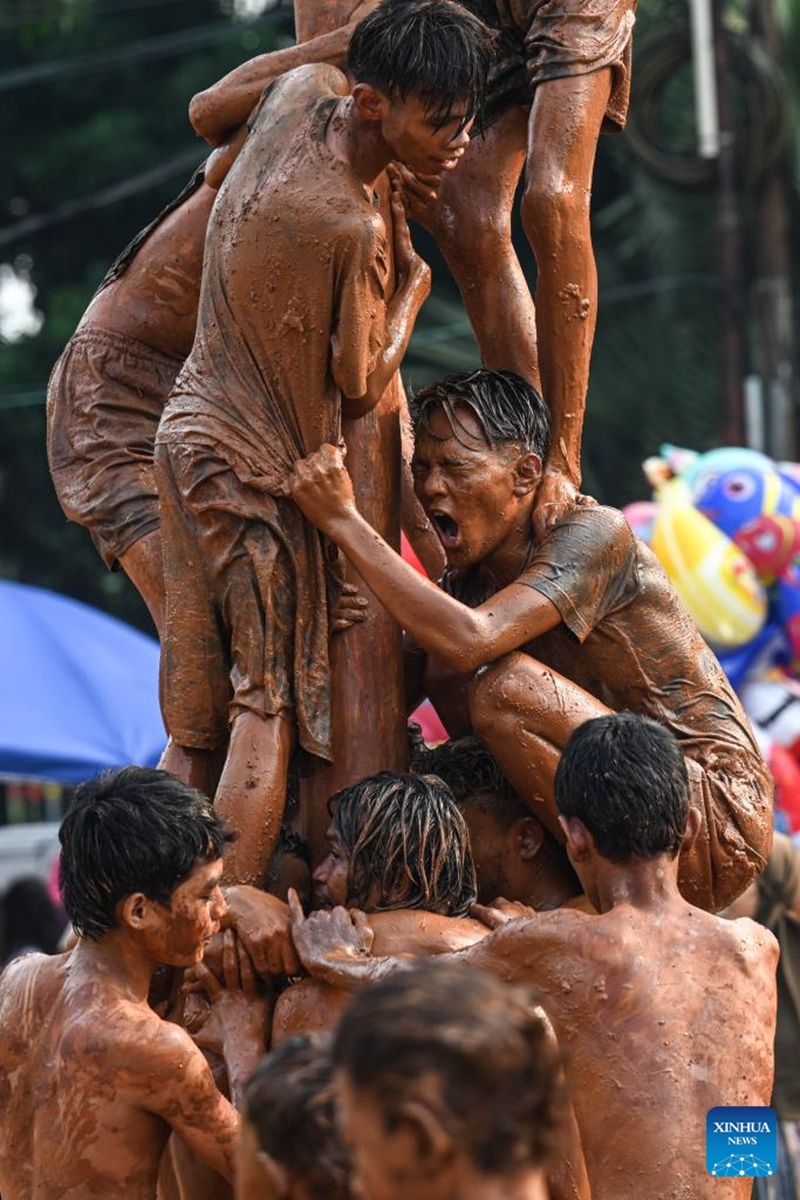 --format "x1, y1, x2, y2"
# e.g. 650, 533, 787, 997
706, 1107, 777, 1177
